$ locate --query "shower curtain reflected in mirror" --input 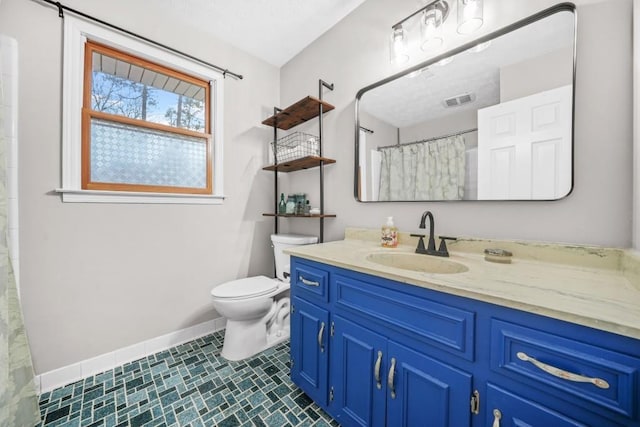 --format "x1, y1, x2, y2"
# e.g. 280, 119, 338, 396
378, 135, 466, 201
0, 34, 40, 427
